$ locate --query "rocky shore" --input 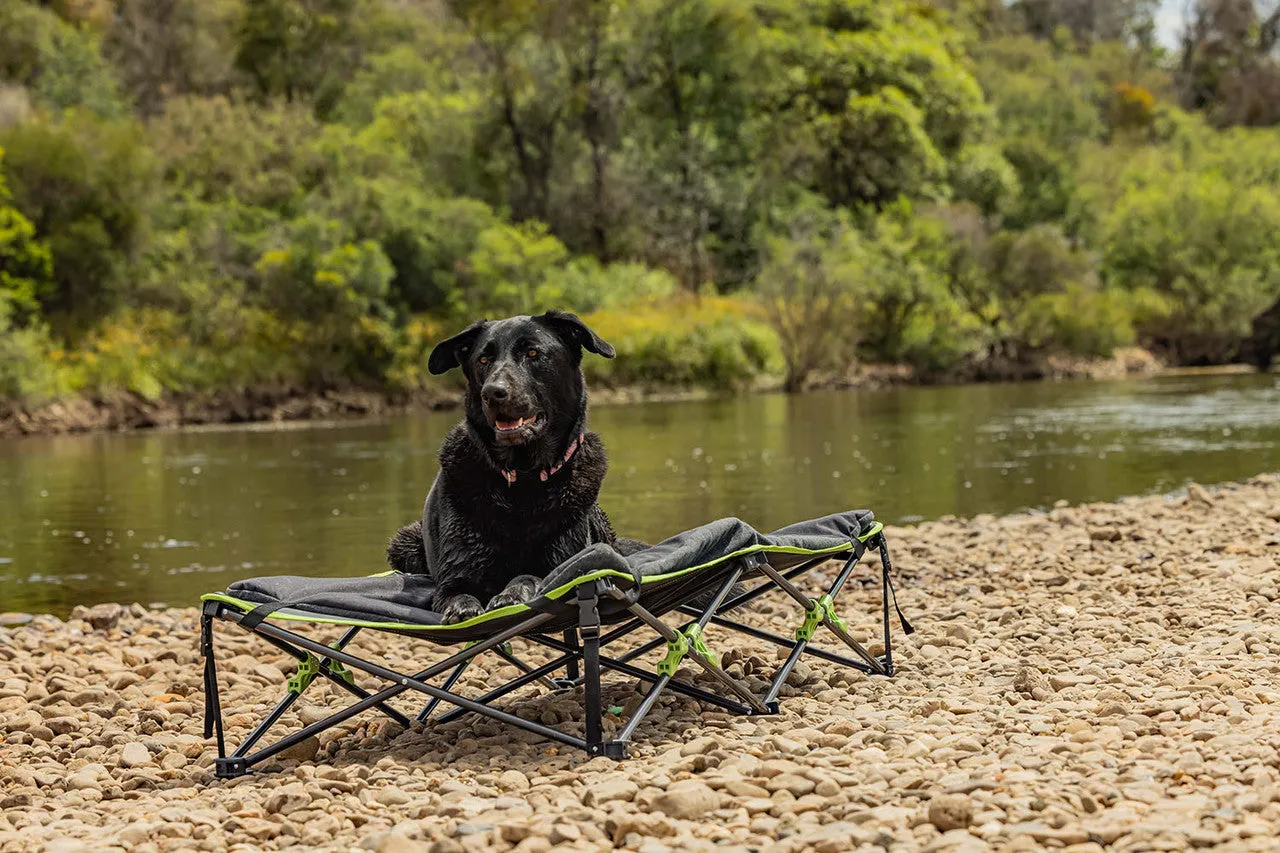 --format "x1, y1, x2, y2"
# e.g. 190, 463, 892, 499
2, 474, 1278, 853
